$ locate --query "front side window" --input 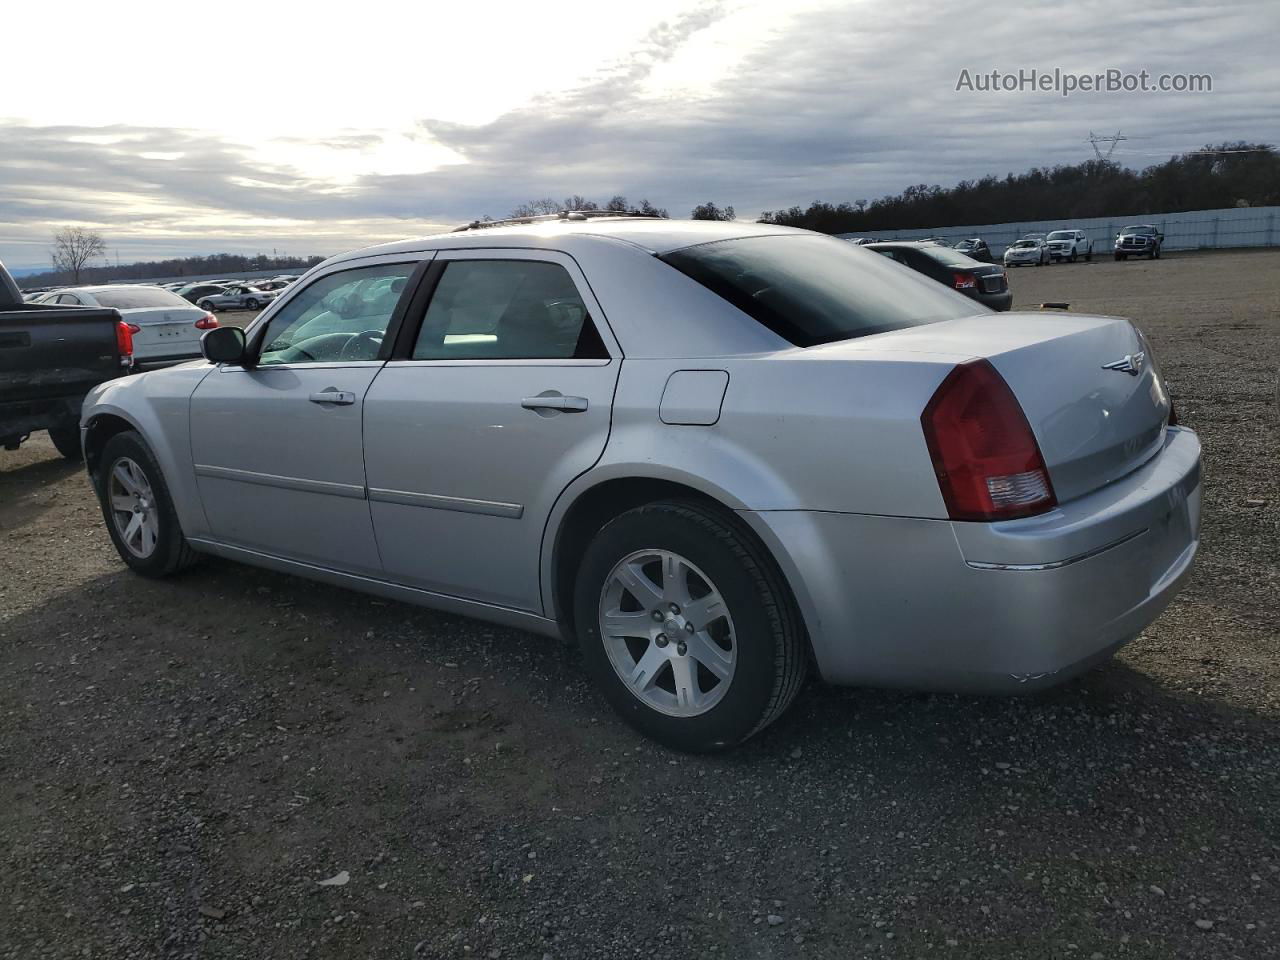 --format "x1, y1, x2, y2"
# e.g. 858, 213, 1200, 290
411, 260, 606, 360
662, 234, 984, 347
256, 262, 416, 366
